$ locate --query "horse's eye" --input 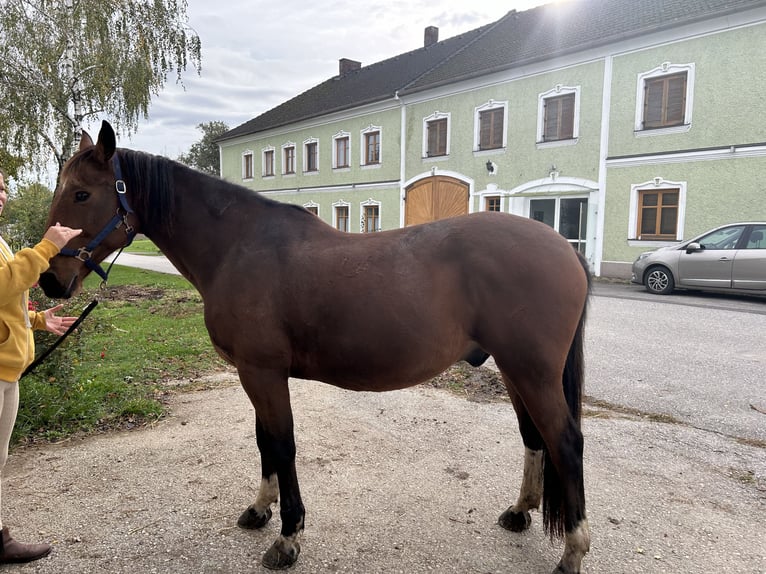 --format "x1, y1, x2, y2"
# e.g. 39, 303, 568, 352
74, 191, 89, 203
